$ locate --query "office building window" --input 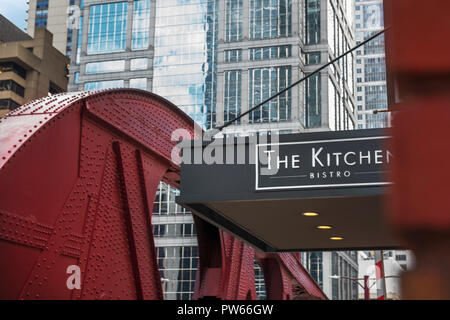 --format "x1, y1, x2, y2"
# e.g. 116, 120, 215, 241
130, 78, 148, 90
223, 70, 241, 125
84, 80, 124, 90
365, 112, 387, 129
327, 0, 335, 54
328, 78, 337, 130
35, 9, 48, 16
157, 246, 198, 300
36, 0, 48, 9
365, 85, 387, 110
0, 62, 27, 79
224, 49, 242, 63
249, 45, 292, 61
306, 52, 321, 64
153, 223, 197, 238
0, 80, 25, 97
249, 0, 291, 40
0, 99, 21, 110
225, 0, 242, 42
305, 73, 321, 127
132, 0, 151, 50
364, 31, 385, 55
35, 17, 48, 28
87, 2, 128, 54
130, 58, 149, 70
308, 252, 323, 287
66, 29, 73, 57
248, 66, 291, 123
363, 3, 383, 28
85, 60, 125, 74
76, 16, 83, 65
74, 72, 80, 84
396, 255, 407, 261
153, 183, 190, 216
364, 57, 386, 82
254, 262, 266, 300
306, 0, 320, 44
35, 0, 49, 29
